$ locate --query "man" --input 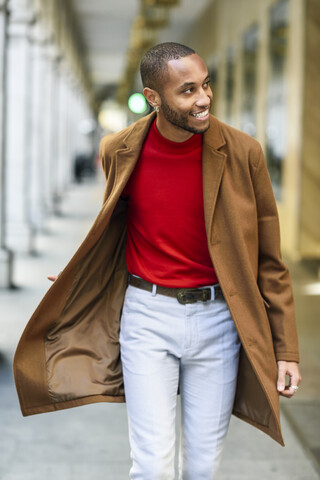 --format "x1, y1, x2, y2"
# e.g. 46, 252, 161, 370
14, 43, 301, 479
